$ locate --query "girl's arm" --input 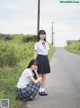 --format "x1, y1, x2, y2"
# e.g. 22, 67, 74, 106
29, 76, 42, 84
34, 50, 38, 59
